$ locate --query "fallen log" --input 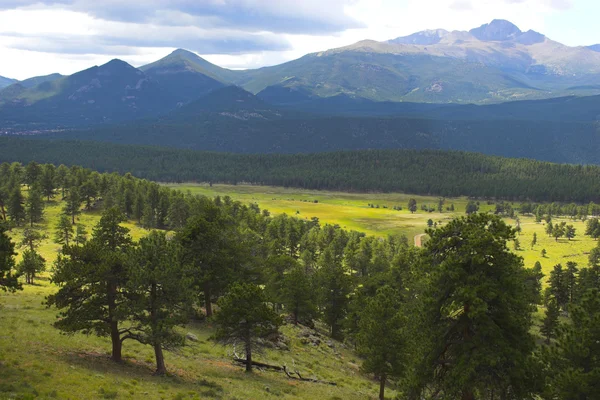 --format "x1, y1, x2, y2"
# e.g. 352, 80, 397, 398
233, 357, 283, 371
232, 358, 337, 386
